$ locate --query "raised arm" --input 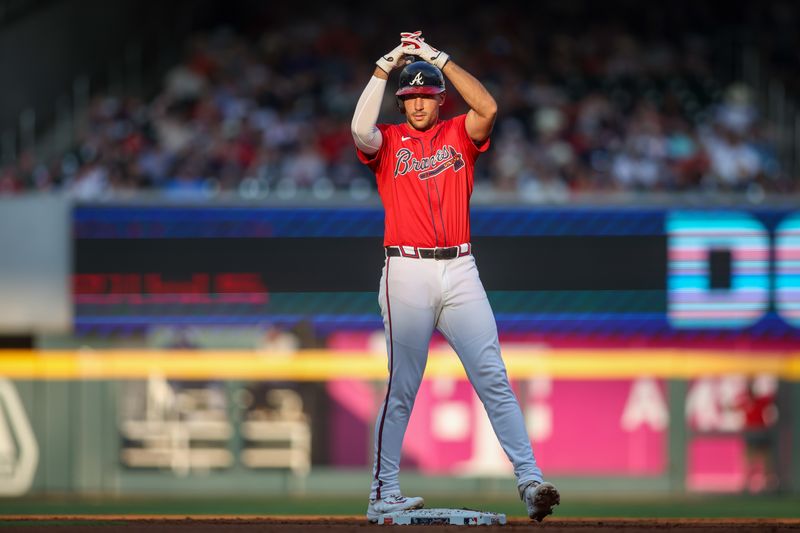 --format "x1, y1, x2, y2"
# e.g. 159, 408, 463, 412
441, 61, 497, 143
351, 35, 419, 155
401, 34, 497, 143
350, 70, 387, 155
